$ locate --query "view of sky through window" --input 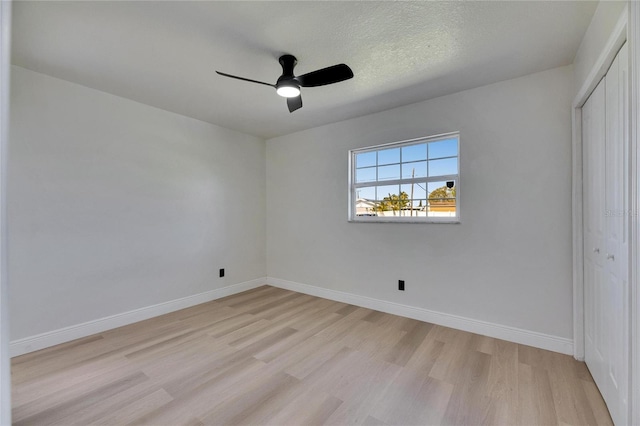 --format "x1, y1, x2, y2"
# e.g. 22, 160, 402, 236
355, 137, 458, 187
